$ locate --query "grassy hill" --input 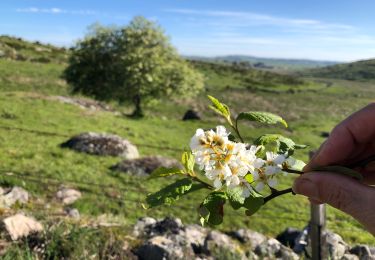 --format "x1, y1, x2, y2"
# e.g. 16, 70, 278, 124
0, 36, 374, 254
187, 55, 338, 71
301, 59, 375, 81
